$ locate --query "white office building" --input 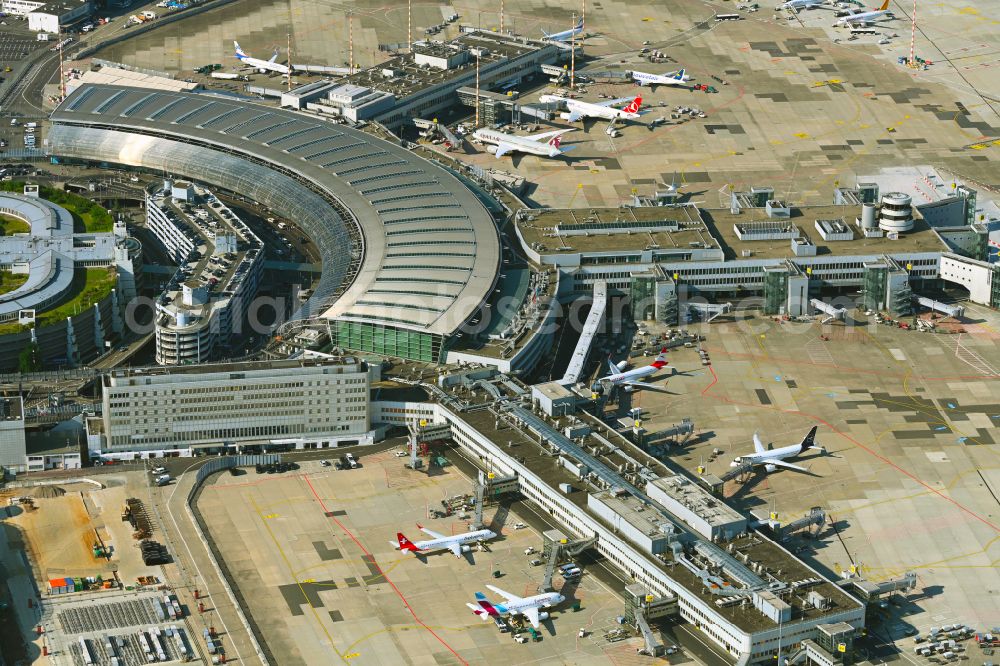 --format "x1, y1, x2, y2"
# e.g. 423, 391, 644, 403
25, 0, 91, 32
97, 359, 374, 456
